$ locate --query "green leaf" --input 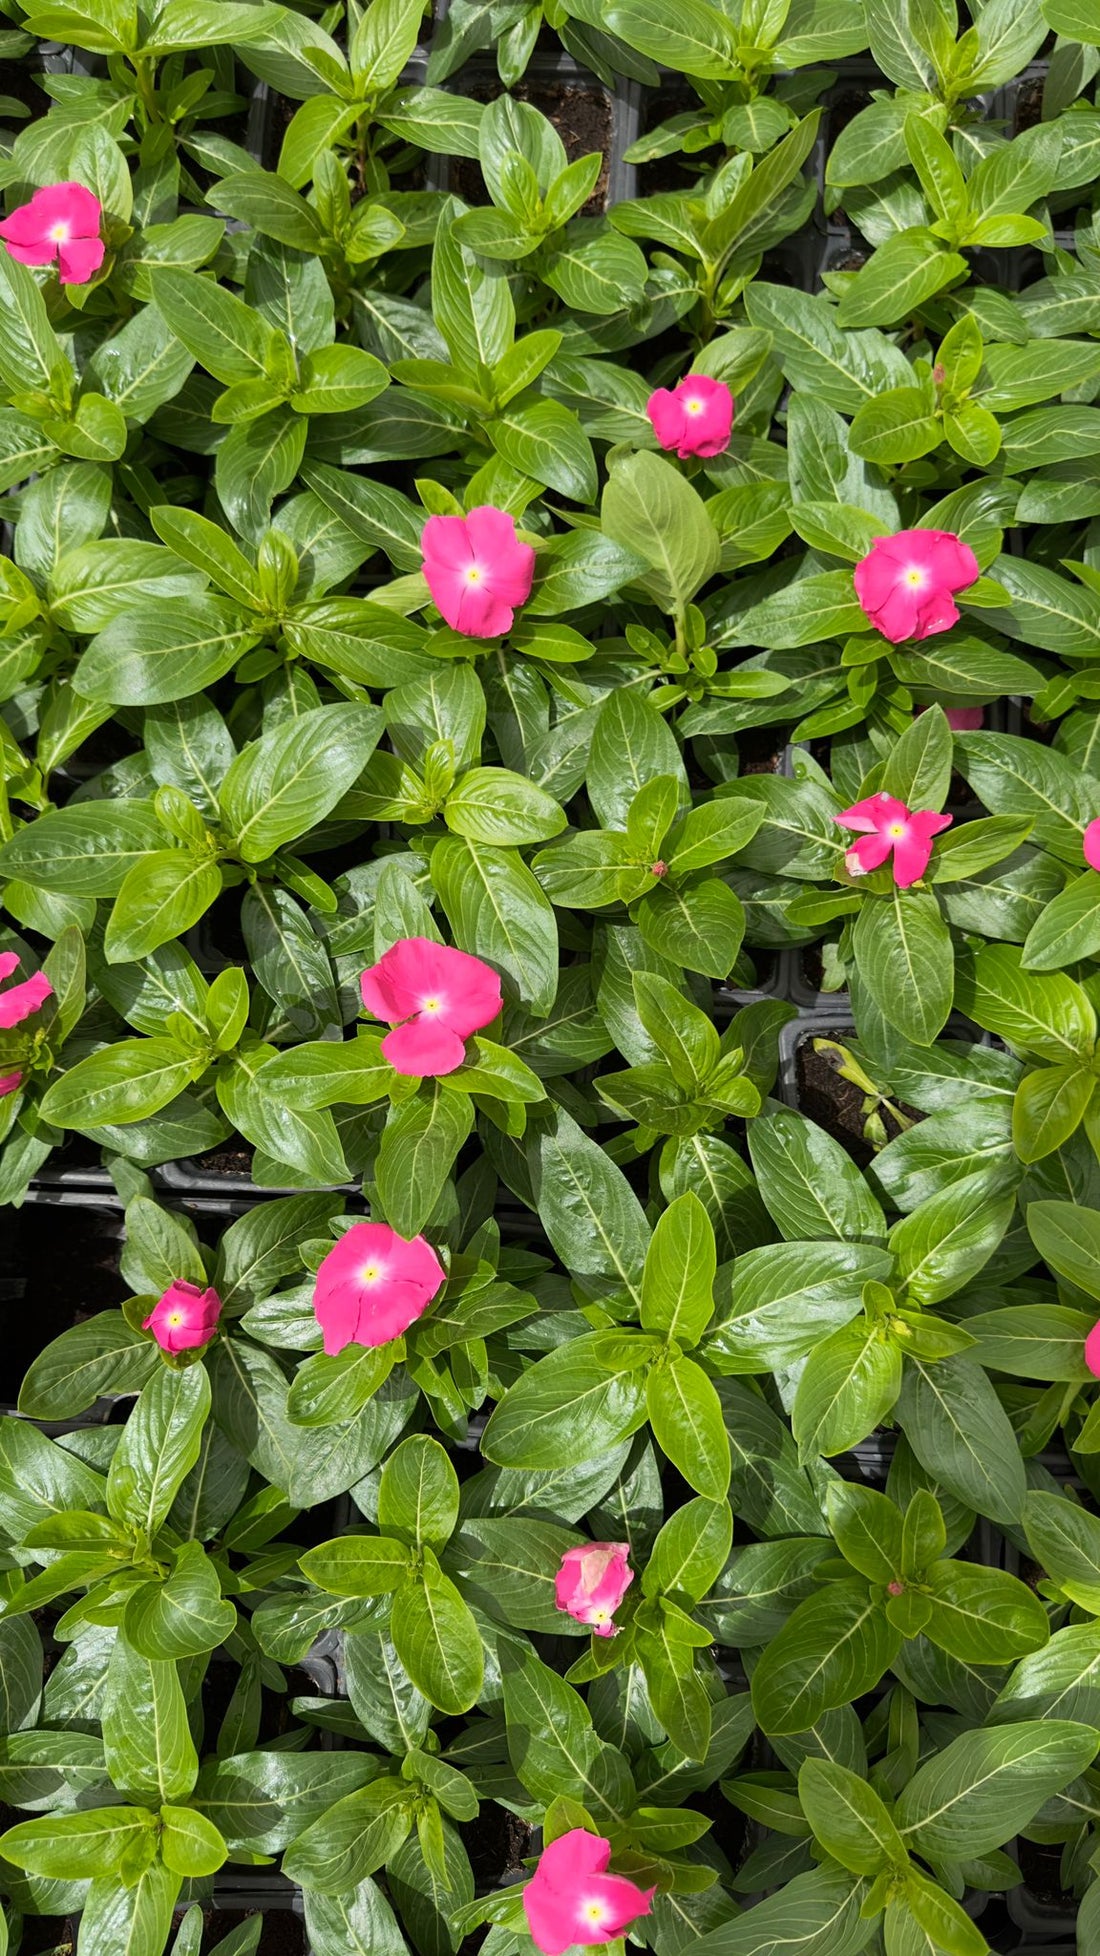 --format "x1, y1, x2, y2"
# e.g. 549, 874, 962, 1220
39, 1038, 201, 1129
921, 1561, 1050, 1665
751, 1580, 899, 1735
390, 1557, 484, 1714
529, 1106, 650, 1303
378, 1436, 459, 1553
602, 451, 721, 610
104, 850, 222, 965
103, 1639, 197, 1804
151, 268, 280, 385
376, 1087, 473, 1237
107, 1363, 211, 1536
603, 0, 738, 75
792, 1321, 902, 1459
488, 400, 596, 503
74, 597, 263, 705
647, 1356, 730, 1499
18, 1313, 159, 1420
895, 1720, 1099, 1859
300, 1535, 416, 1596
0, 1808, 154, 1879
895, 1354, 1026, 1525
851, 891, 954, 1046
0, 802, 165, 896
798, 1758, 906, 1875
431, 835, 558, 1016
641, 1193, 716, 1346
481, 1331, 651, 1468
220, 704, 382, 862
124, 1541, 237, 1661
